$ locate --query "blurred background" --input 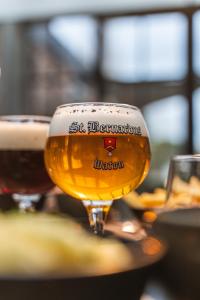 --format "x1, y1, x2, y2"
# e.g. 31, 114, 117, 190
0, 0, 199, 191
